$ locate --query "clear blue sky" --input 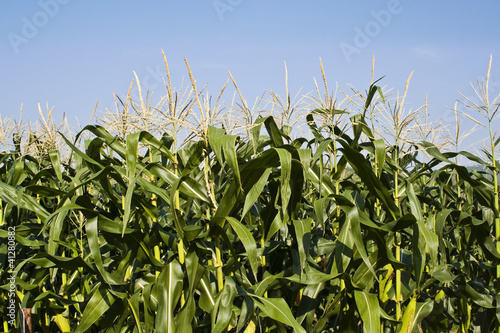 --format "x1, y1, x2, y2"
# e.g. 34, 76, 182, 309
1, 1, 499, 152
